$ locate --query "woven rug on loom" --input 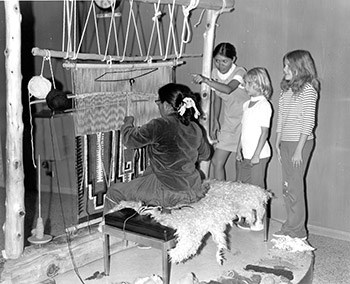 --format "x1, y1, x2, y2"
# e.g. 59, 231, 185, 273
110, 180, 272, 264
71, 64, 173, 224
76, 131, 149, 223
